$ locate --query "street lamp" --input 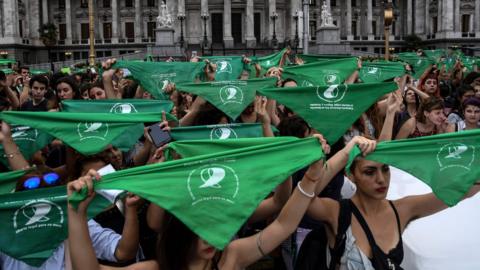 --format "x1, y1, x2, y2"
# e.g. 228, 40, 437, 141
270, 12, 278, 48
0, 51, 8, 59
384, 0, 393, 61
177, 12, 186, 48
293, 10, 300, 52
201, 12, 209, 49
